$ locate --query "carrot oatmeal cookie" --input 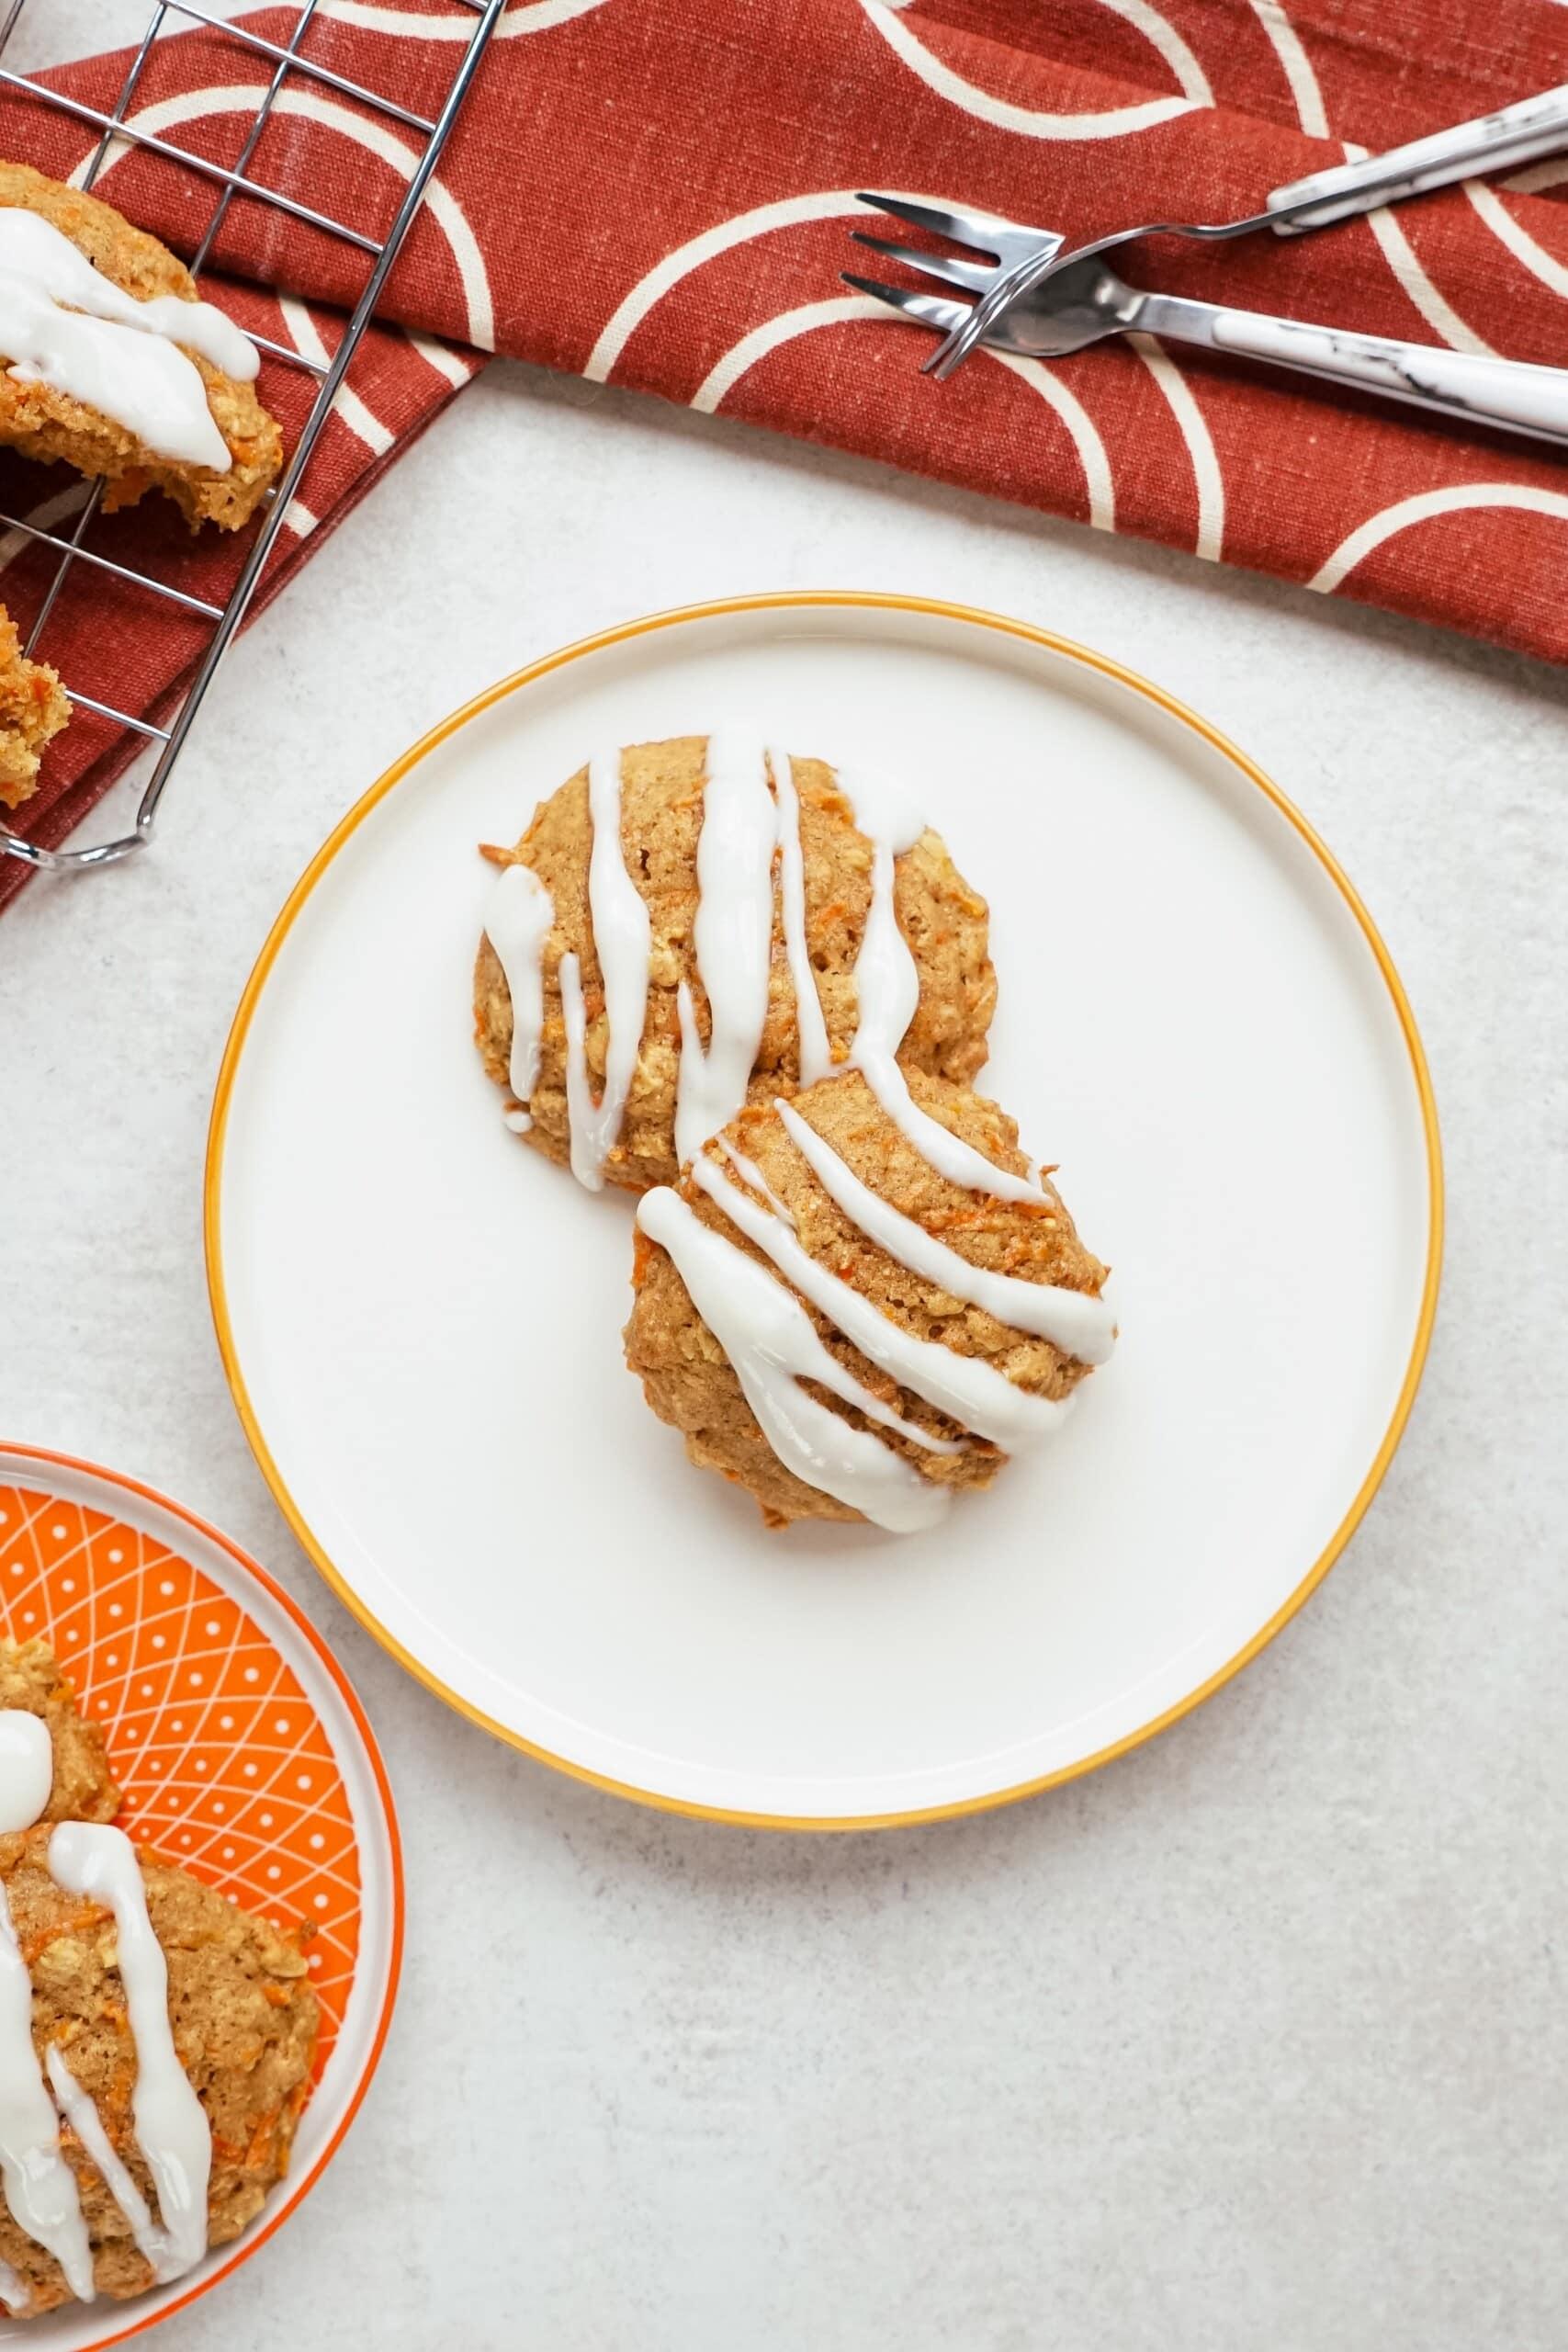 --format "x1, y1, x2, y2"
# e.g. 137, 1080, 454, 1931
0, 160, 282, 530
475, 735, 997, 1193
0, 1640, 318, 2318
625, 1068, 1116, 1532
0, 605, 69, 810
0, 1640, 118, 1824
